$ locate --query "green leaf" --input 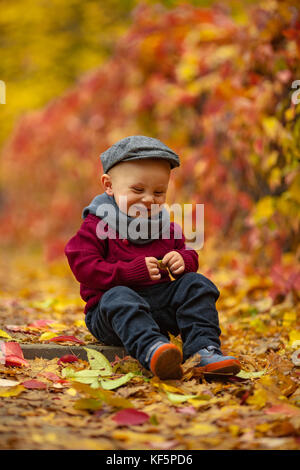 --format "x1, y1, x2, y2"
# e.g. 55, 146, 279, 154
100, 372, 135, 390
61, 366, 77, 378
74, 398, 103, 410
236, 369, 267, 379
150, 414, 159, 425
165, 392, 198, 404
84, 347, 113, 376
61, 367, 100, 385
